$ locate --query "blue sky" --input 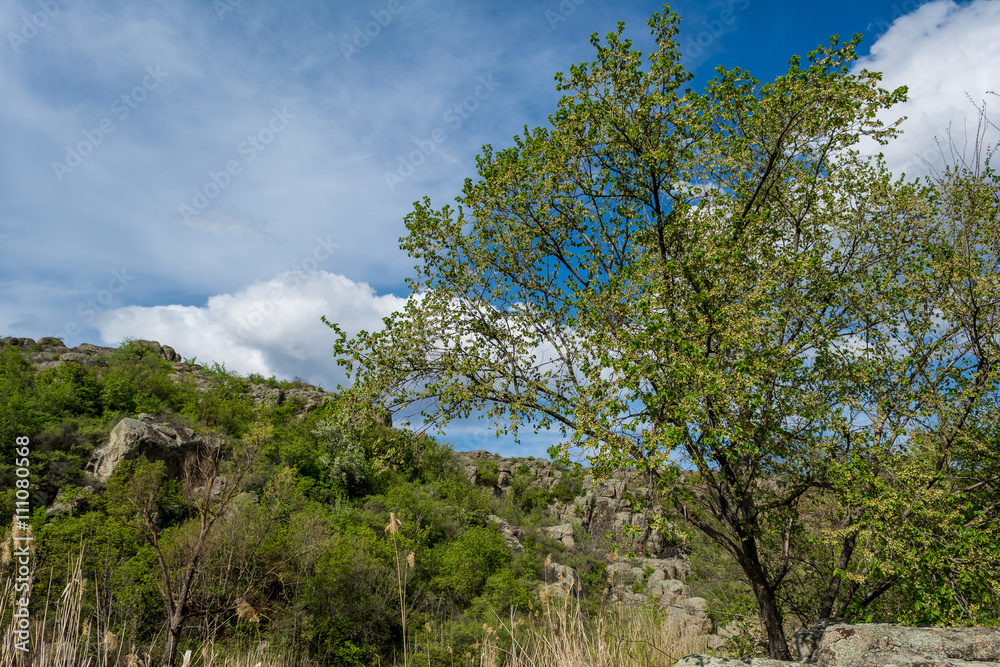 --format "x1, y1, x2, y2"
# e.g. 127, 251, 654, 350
1, 0, 997, 457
